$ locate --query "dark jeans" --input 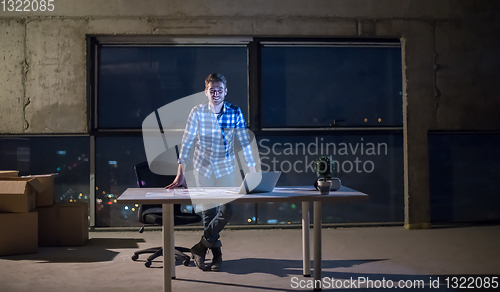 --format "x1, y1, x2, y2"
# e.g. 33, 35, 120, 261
194, 169, 235, 247
201, 203, 233, 247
